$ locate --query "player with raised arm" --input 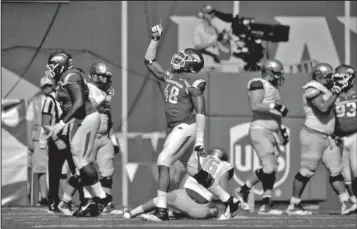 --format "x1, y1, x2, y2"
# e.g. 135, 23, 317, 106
123, 148, 236, 220
285, 63, 356, 215
333, 65, 357, 210
235, 60, 289, 215
144, 21, 239, 221
43, 51, 111, 217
